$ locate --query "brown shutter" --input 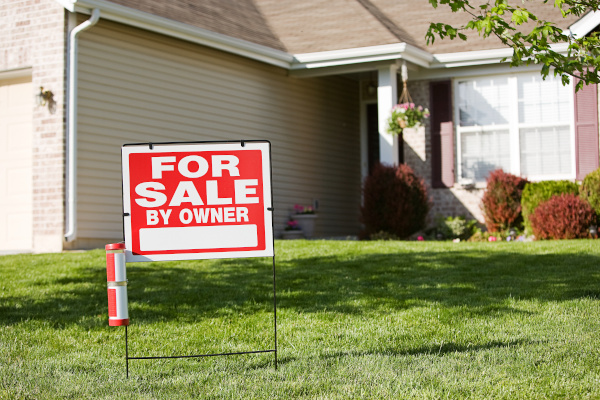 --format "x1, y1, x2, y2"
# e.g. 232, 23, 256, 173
430, 80, 454, 187
575, 82, 599, 180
